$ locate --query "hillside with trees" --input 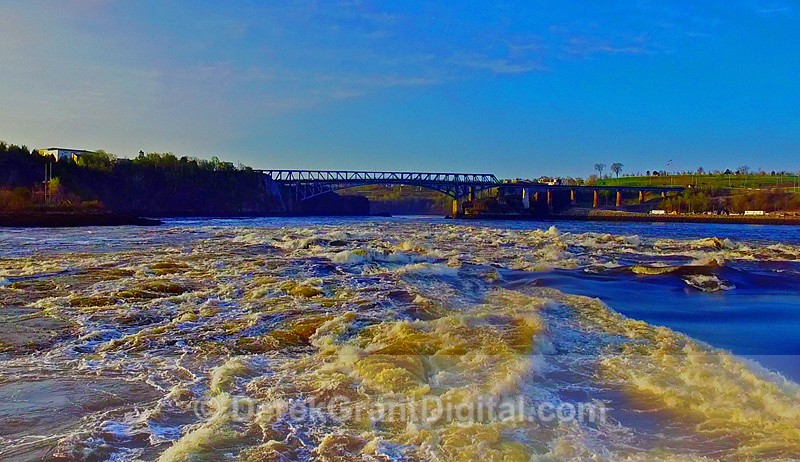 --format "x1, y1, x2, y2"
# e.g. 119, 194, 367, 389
592, 167, 800, 214
659, 189, 800, 214
58, 152, 283, 215
0, 141, 371, 216
595, 170, 800, 190
340, 185, 453, 215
